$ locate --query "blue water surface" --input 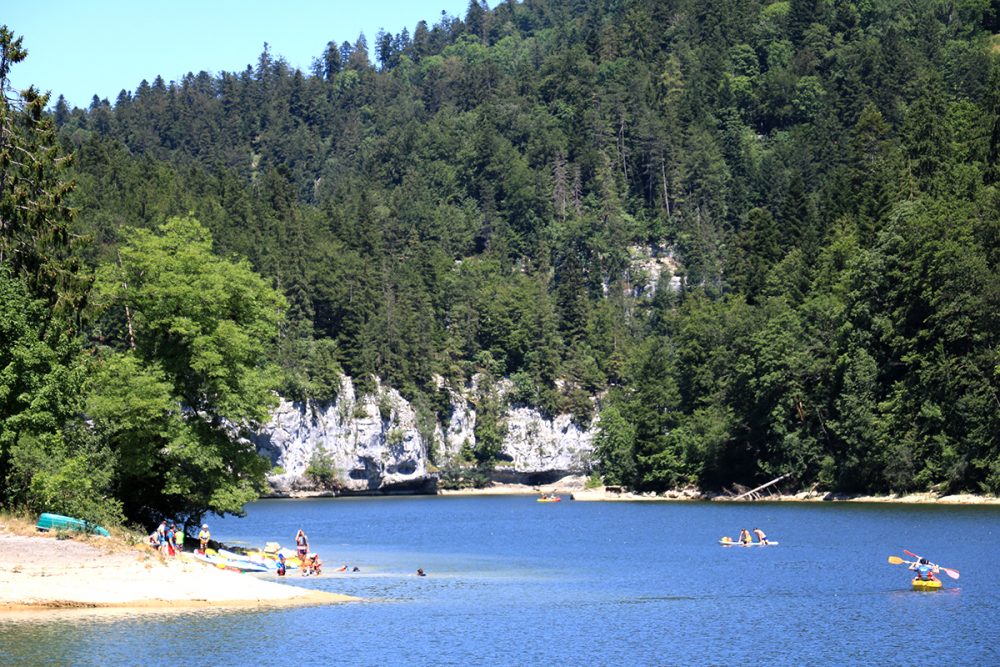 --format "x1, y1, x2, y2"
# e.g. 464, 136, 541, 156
2, 496, 998, 666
